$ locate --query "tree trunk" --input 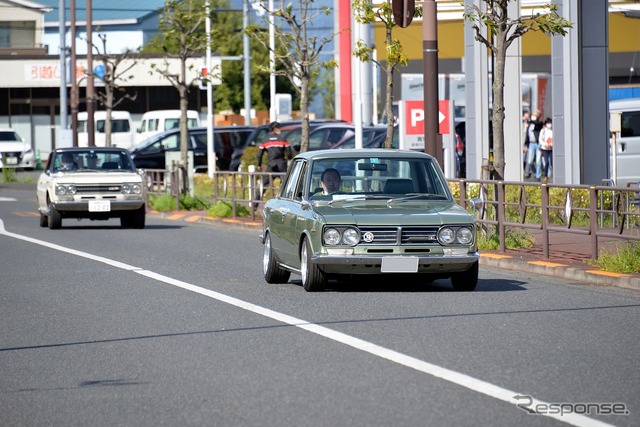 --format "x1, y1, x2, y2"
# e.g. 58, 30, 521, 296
491, 30, 507, 180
